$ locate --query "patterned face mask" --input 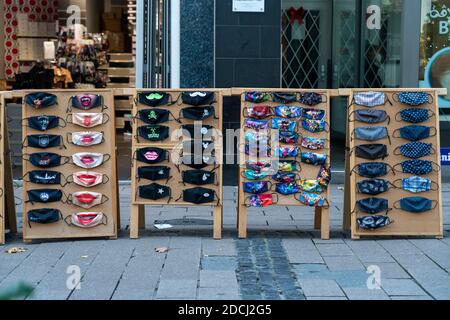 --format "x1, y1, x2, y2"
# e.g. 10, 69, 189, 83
302, 108, 325, 120
394, 160, 438, 176
245, 144, 271, 157
393, 92, 432, 106
245, 92, 270, 103
276, 183, 299, 195
295, 192, 328, 207
69, 132, 104, 147
24, 152, 69, 168
272, 172, 298, 184
245, 161, 273, 172
137, 92, 171, 107
394, 197, 437, 213
245, 119, 269, 130
138, 125, 170, 142
25, 92, 58, 109
317, 165, 332, 187
66, 213, 107, 228
135, 147, 168, 164
357, 179, 390, 196
394, 142, 434, 159
274, 106, 302, 118
69, 113, 109, 128
25, 135, 64, 149
356, 197, 390, 215
396, 108, 434, 124
279, 131, 299, 144
393, 125, 436, 142
70, 94, 104, 111
352, 162, 391, 179
353, 92, 387, 107
244, 106, 272, 119
271, 118, 297, 131
297, 180, 324, 193
301, 152, 327, 166
299, 92, 323, 106
138, 109, 175, 125
242, 169, 271, 181
243, 181, 272, 194
395, 176, 436, 194
26, 116, 65, 131
302, 119, 328, 133
350, 109, 390, 125
26, 189, 64, 205
353, 127, 389, 142
277, 160, 300, 172
245, 131, 269, 144
245, 194, 277, 207
301, 137, 326, 150
357, 216, 391, 230
277, 146, 299, 159
181, 91, 215, 106
272, 92, 297, 104
181, 106, 215, 121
